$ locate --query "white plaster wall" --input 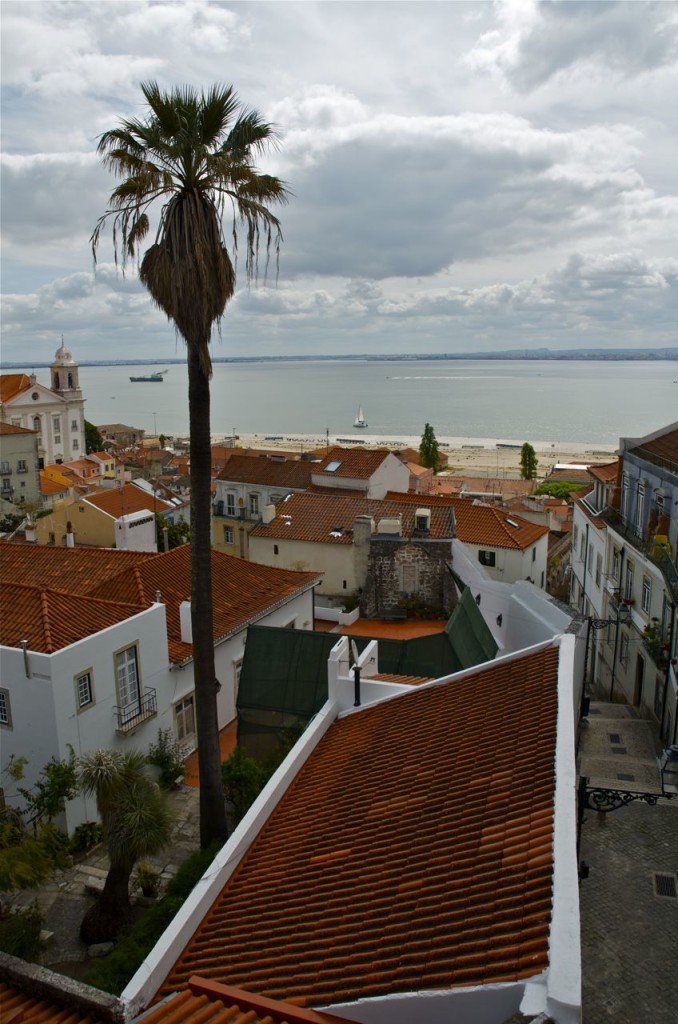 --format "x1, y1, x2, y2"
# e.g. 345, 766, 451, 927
325, 982, 526, 1024
249, 536, 356, 595
366, 454, 410, 498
